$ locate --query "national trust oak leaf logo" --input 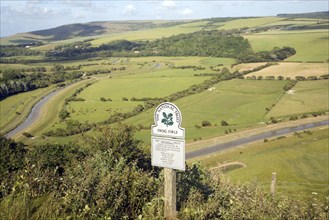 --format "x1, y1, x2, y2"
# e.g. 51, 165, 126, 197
161, 112, 174, 127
